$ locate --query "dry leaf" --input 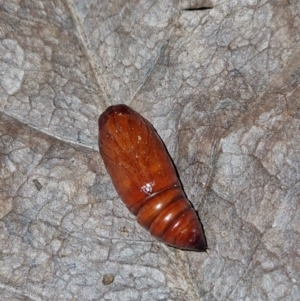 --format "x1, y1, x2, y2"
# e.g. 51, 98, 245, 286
0, 1, 299, 300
